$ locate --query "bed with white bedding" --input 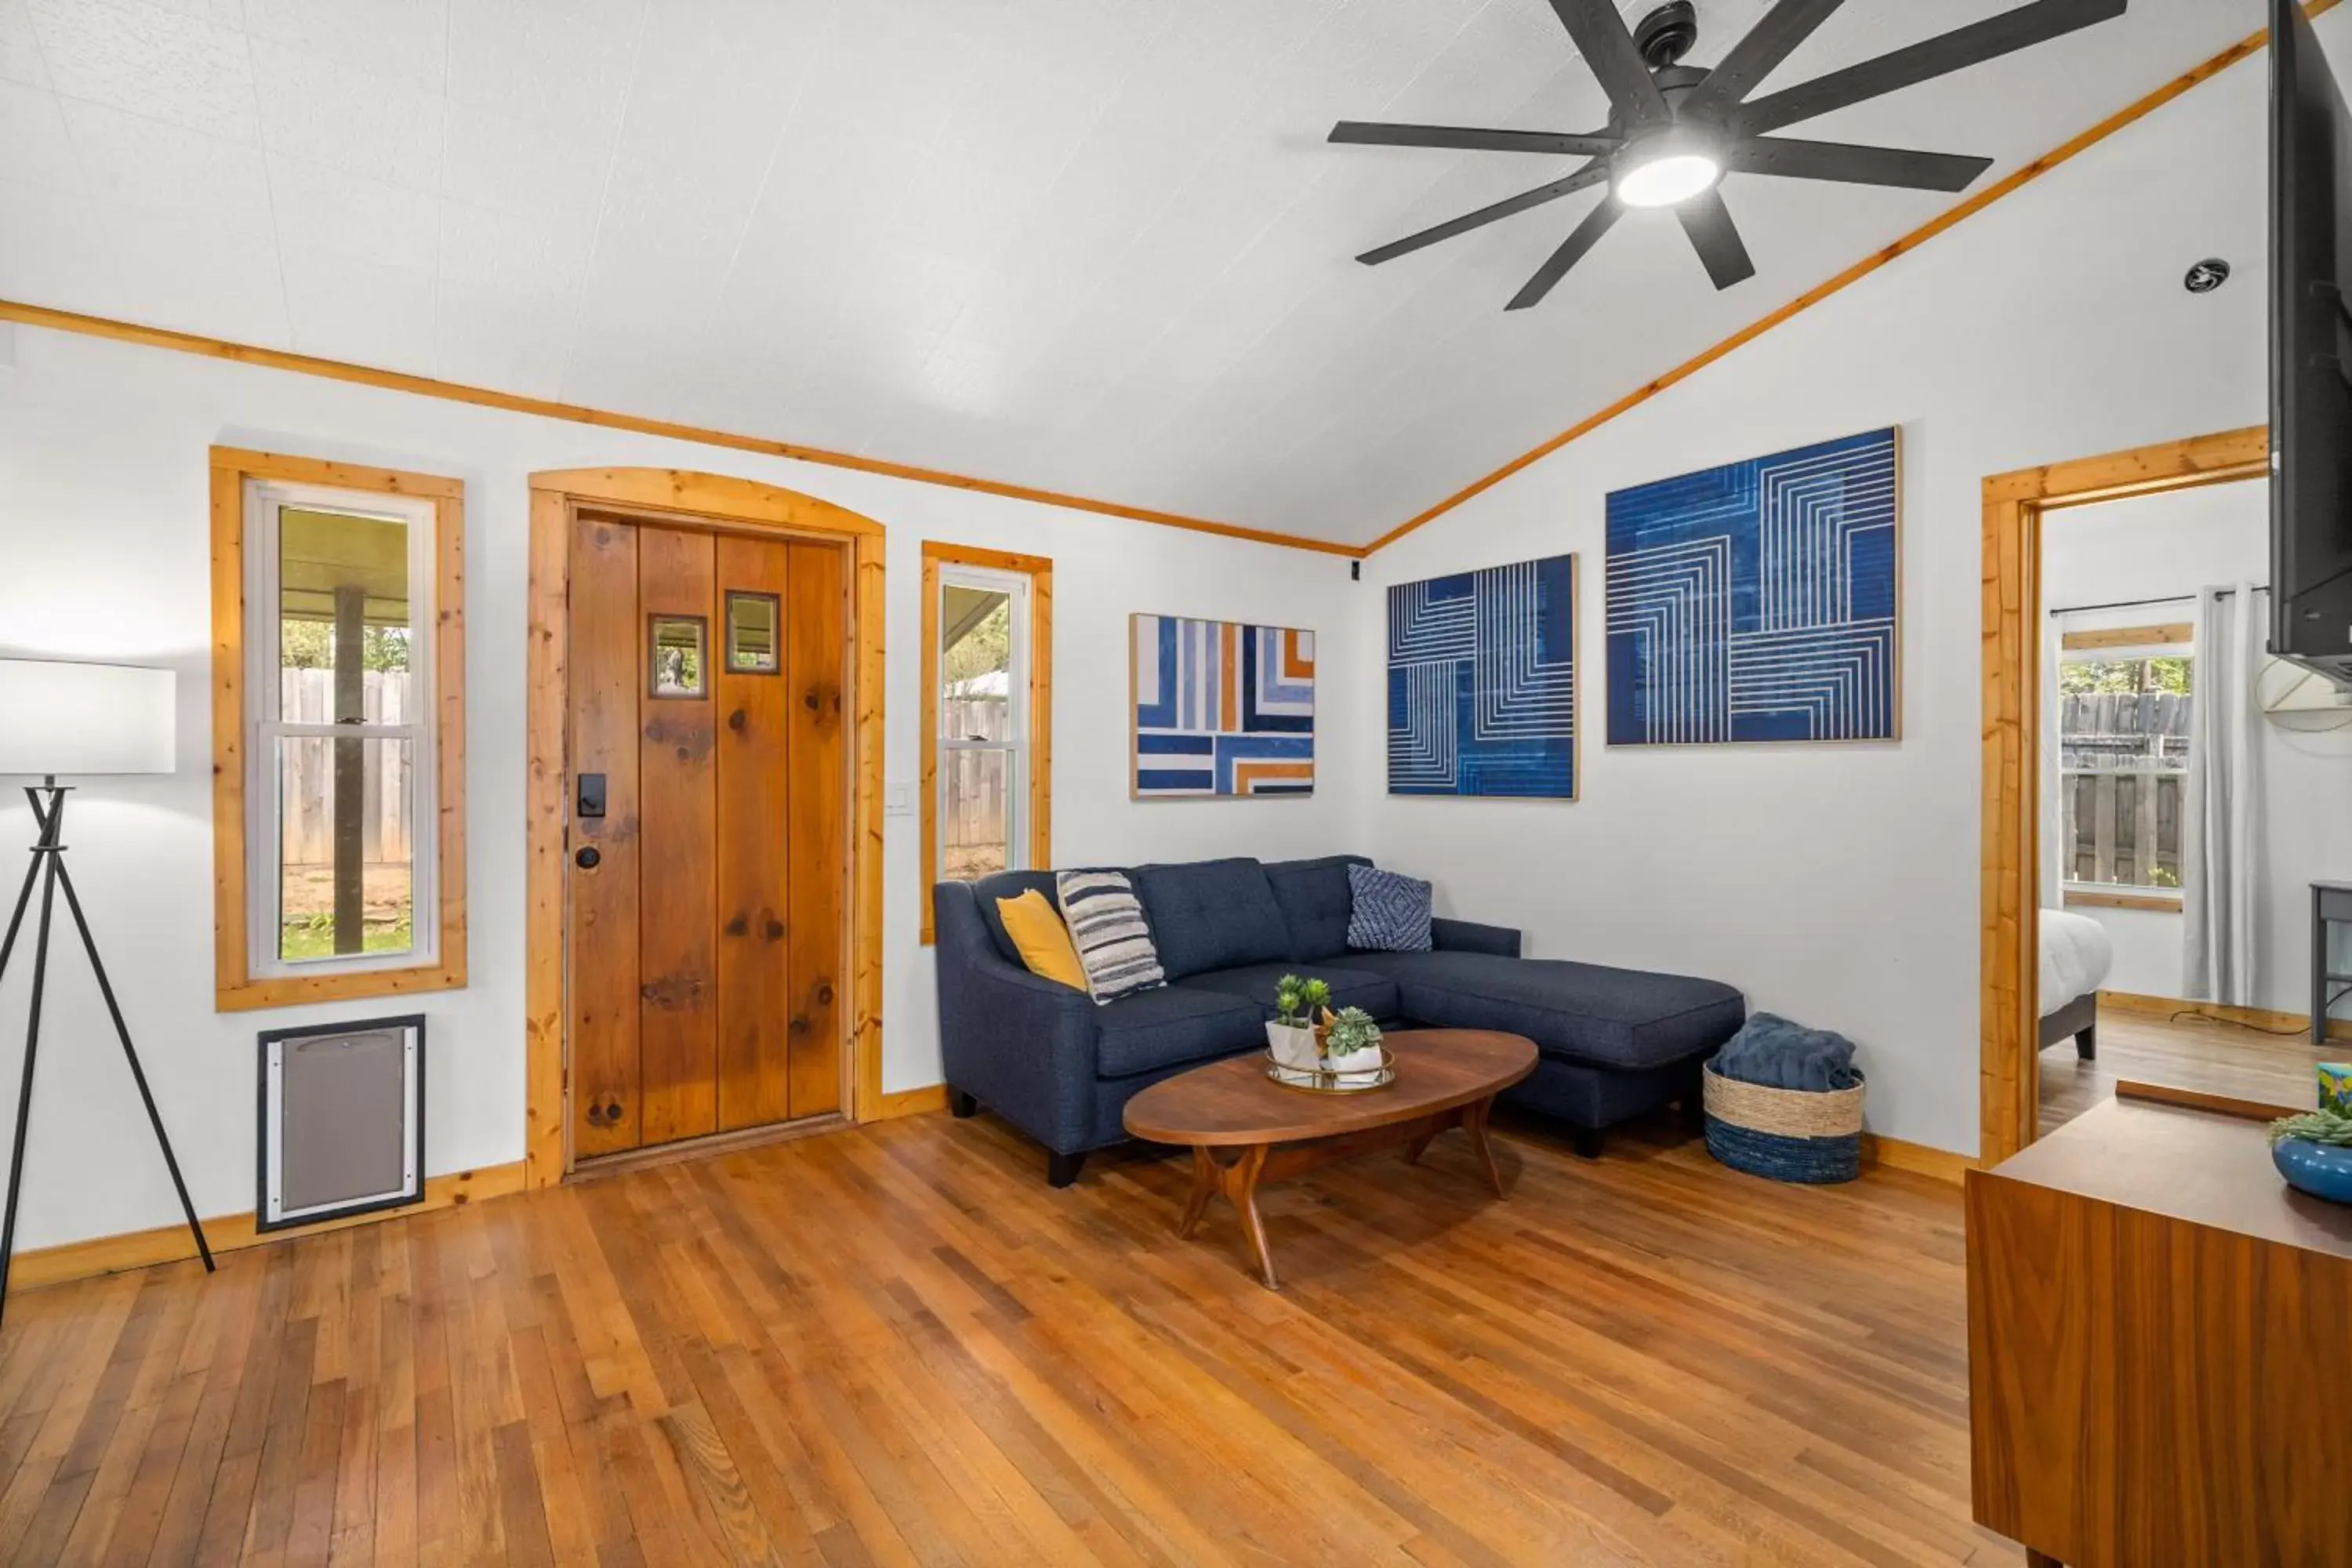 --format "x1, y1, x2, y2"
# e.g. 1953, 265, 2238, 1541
2038, 909, 2114, 1057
